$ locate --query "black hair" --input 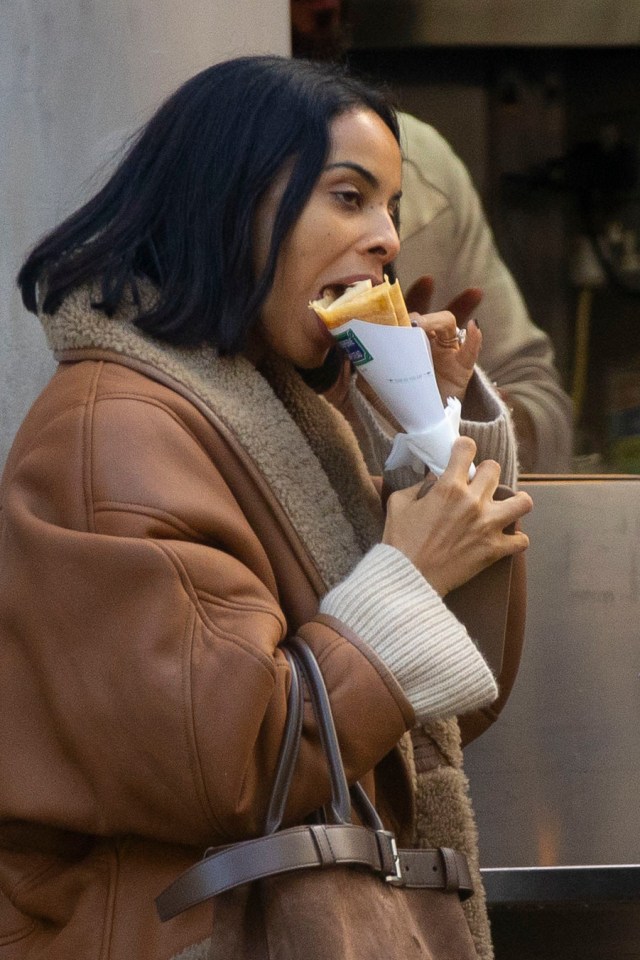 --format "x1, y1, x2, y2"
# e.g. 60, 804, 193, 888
18, 55, 398, 354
